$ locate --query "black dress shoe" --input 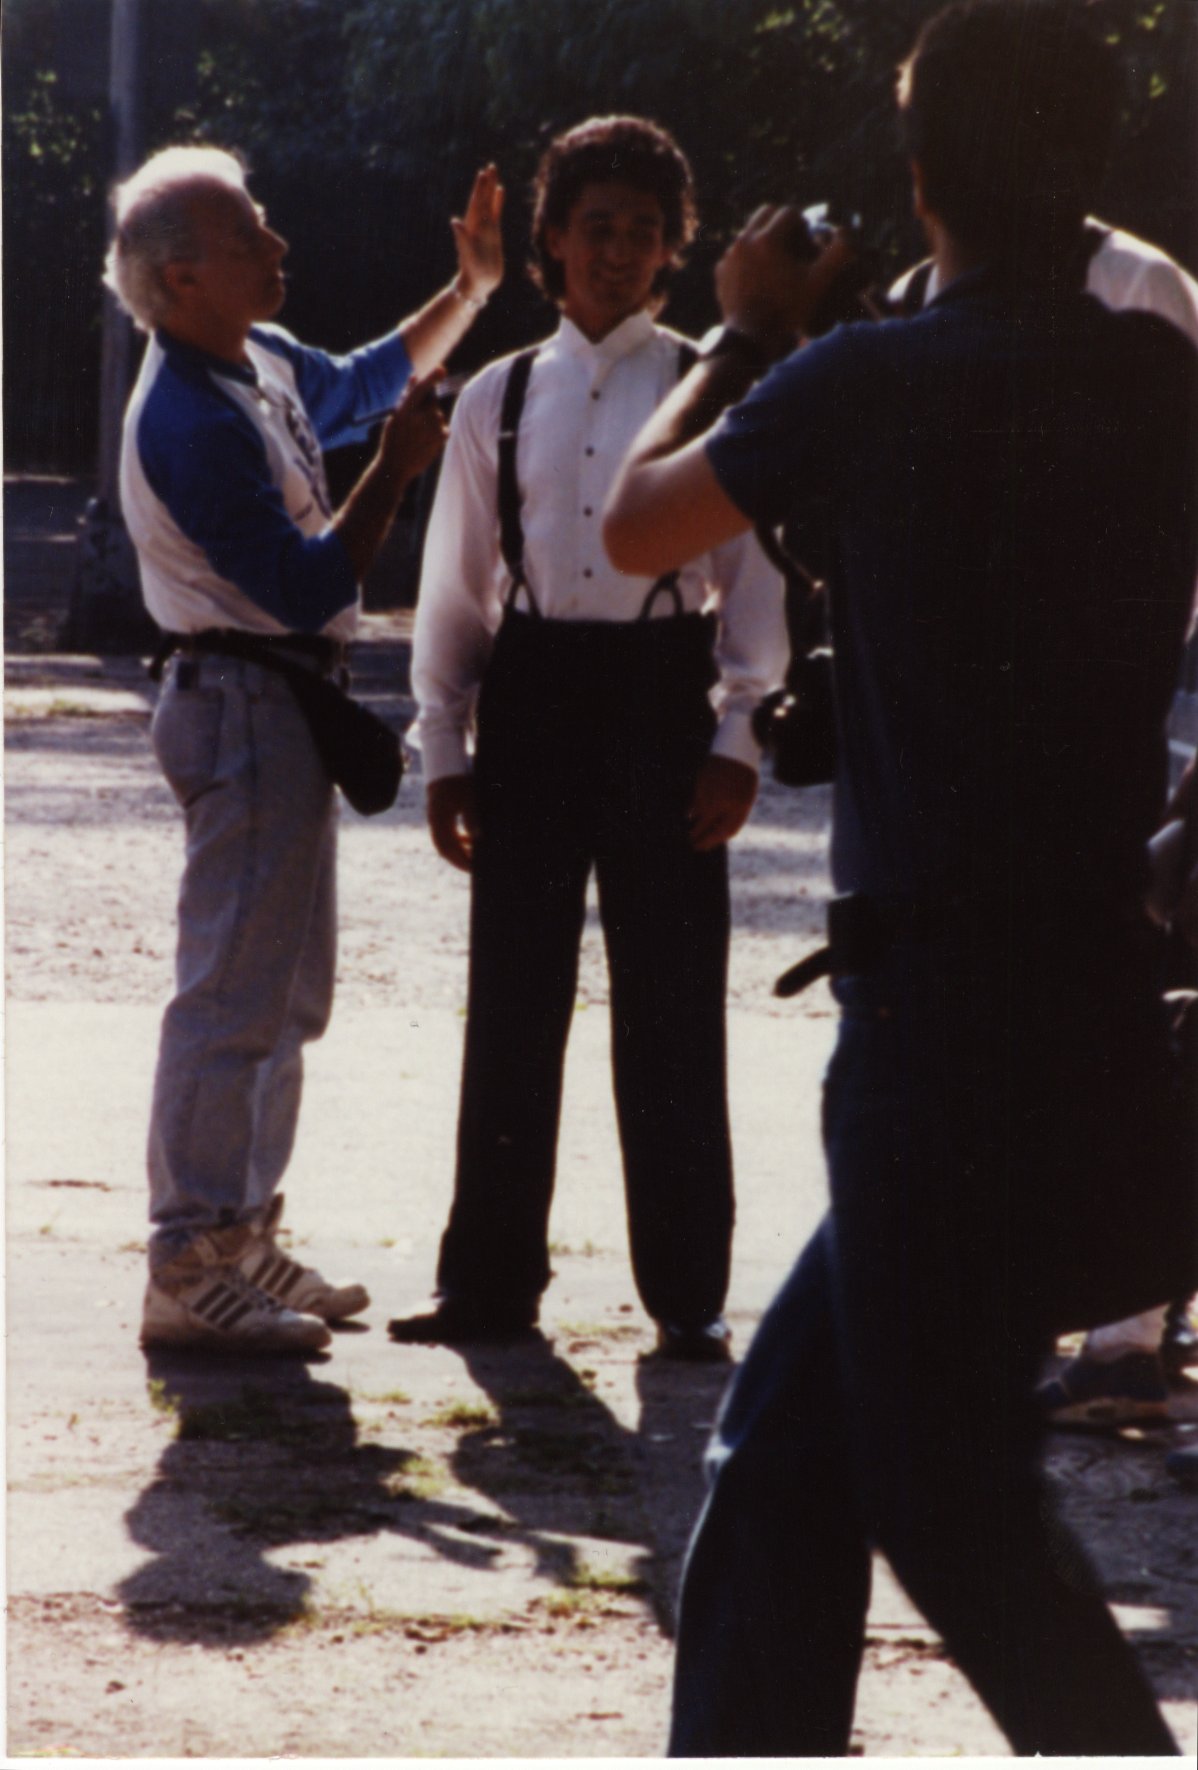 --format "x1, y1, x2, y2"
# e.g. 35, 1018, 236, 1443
387, 1297, 539, 1346
652, 1316, 733, 1363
